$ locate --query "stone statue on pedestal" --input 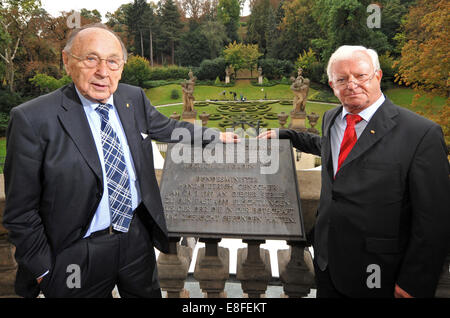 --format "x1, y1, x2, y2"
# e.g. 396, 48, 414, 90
225, 66, 231, 84
290, 68, 310, 113
258, 66, 263, 85
181, 70, 196, 113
